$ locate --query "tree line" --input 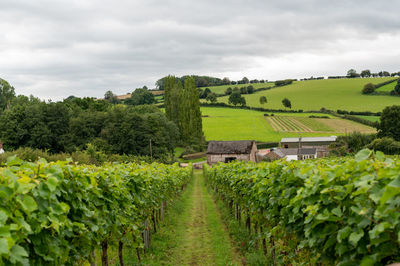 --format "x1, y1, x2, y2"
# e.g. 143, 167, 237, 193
156, 75, 269, 90
0, 83, 179, 159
